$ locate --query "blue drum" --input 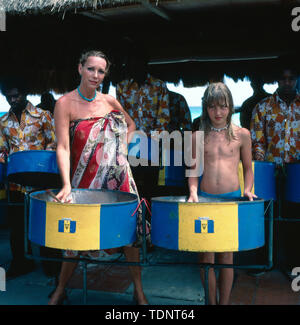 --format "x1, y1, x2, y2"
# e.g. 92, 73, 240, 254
29, 189, 138, 251
128, 134, 159, 166
128, 134, 186, 187
151, 196, 265, 252
7, 150, 61, 188
0, 162, 5, 184
239, 161, 276, 200
158, 149, 185, 187
285, 163, 300, 203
